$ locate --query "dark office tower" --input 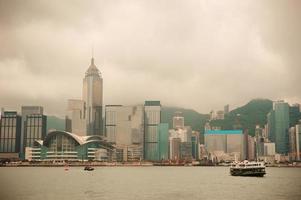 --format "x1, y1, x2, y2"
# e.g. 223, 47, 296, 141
0, 111, 21, 159
267, 101, 289, 154
82, 58, 103, 136
144, 101, 161, 161
21, 106, 47, 158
